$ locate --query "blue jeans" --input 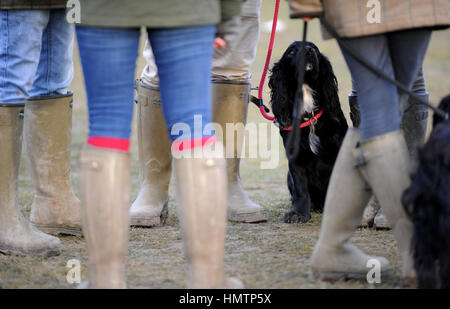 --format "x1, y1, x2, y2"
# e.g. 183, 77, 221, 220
0, 10, 74, 104
76, 25, 215, 141
340, 29, 431, 140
